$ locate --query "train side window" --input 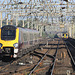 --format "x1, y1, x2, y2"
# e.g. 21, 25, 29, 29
36, 34, 38, 39
39, 33, 40, 37
23, 33, 27, 41
34, 34, 36, 39
33, 33, 35, 40
30, 33, 33, 41
36, 34, 37, 39
38, 33, 39, 37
